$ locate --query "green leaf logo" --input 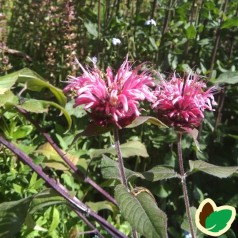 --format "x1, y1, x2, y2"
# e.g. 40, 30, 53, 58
195, 198, 236, 237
